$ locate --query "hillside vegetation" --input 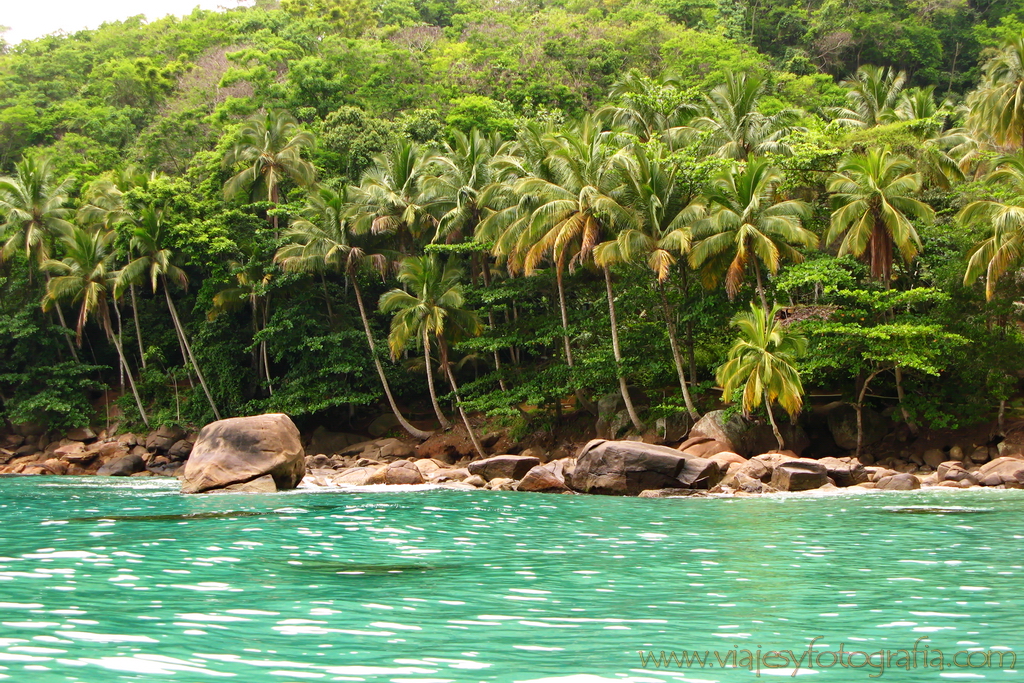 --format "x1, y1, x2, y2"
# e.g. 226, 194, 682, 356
3, 0, 1024, 444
